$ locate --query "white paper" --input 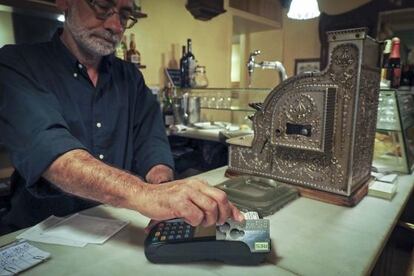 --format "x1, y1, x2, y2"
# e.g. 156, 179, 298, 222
378, 174, 398, 183
17, 216, 87, 247
43, 214, 128, 244
368, 180, 398, 200
0, 240, 50, 275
